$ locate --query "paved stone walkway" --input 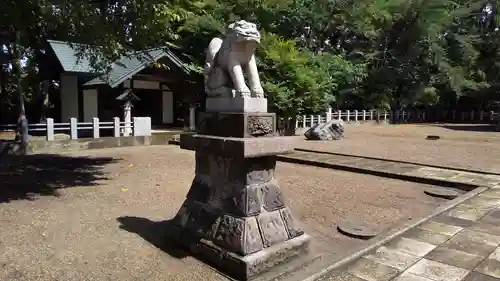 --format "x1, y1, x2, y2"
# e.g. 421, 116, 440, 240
323, 186, 500, 281
278, 149, 500, 281
279, 150, 500, 188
